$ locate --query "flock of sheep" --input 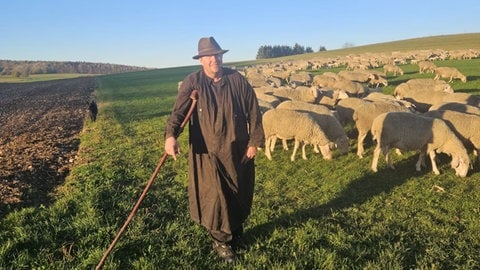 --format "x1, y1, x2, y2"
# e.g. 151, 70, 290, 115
241, 48, 480, 178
